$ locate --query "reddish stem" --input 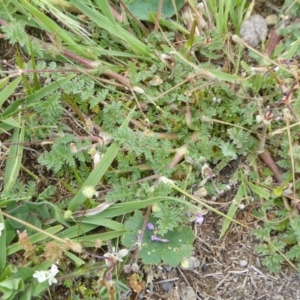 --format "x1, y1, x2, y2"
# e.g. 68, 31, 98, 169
264, 25, 282, 57
259, 150, 282, 184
